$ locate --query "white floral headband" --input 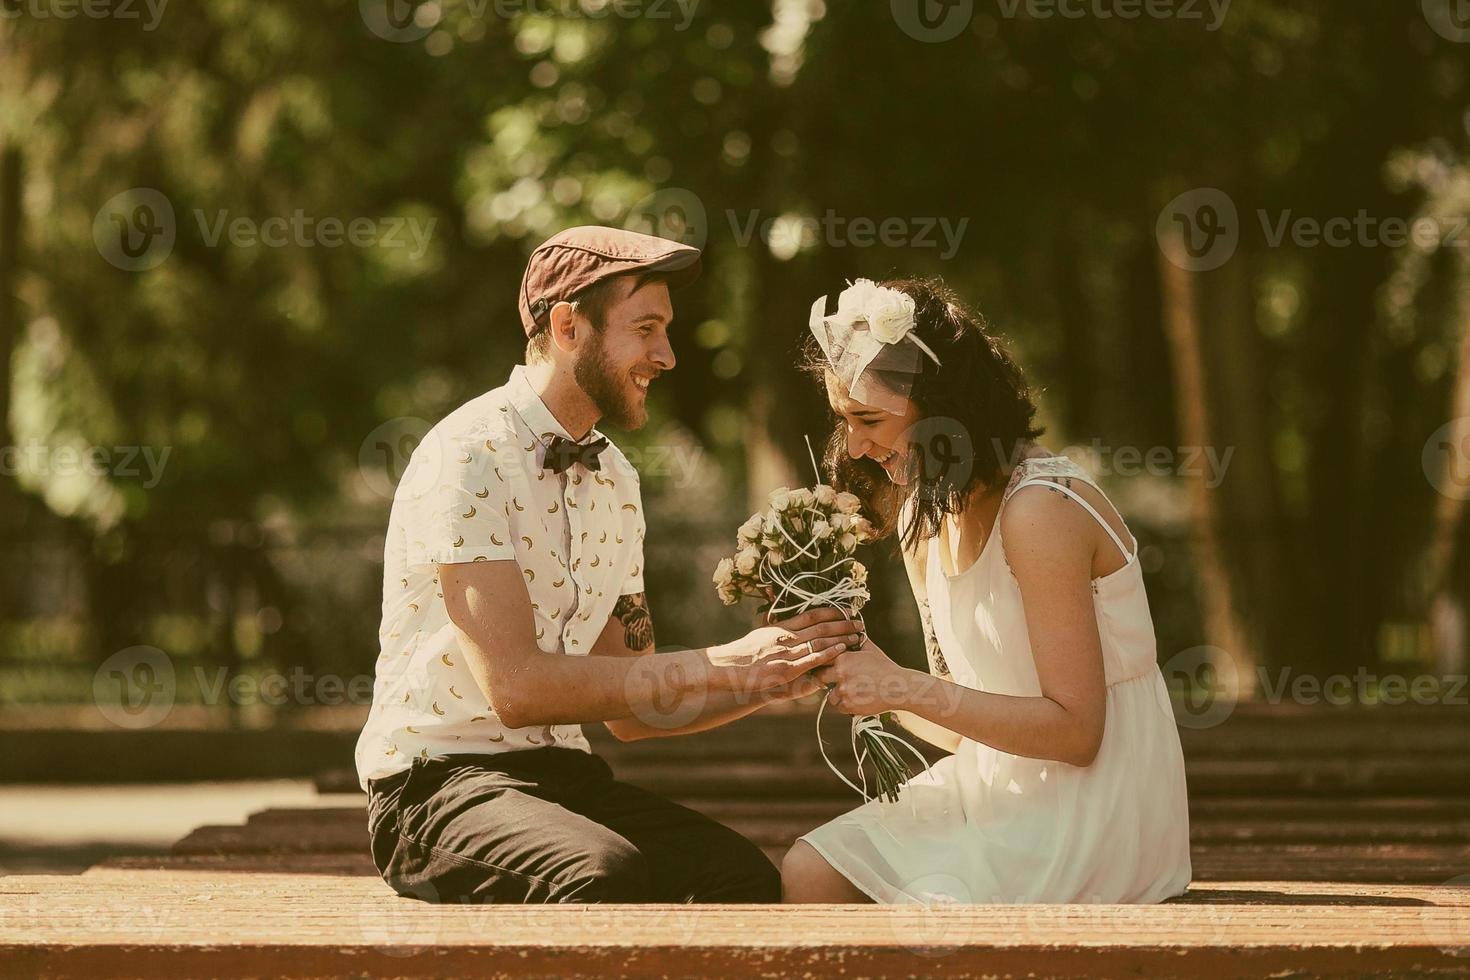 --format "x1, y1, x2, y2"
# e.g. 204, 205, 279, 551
808, 279, 941, 415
